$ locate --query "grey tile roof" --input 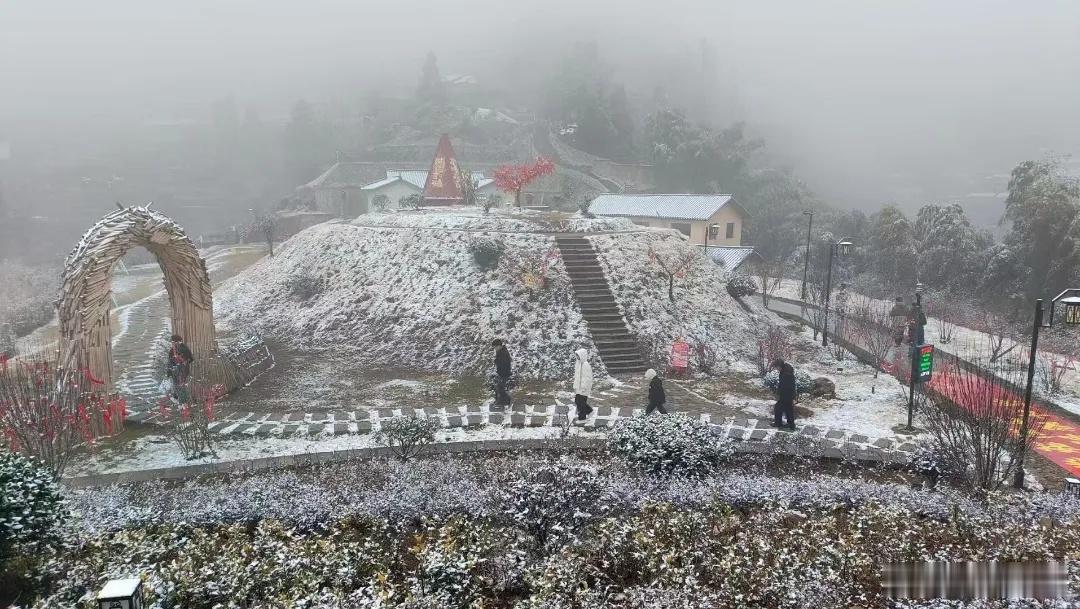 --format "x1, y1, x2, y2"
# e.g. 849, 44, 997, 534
700, 245, 761, 271
590, 194, 742, 221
